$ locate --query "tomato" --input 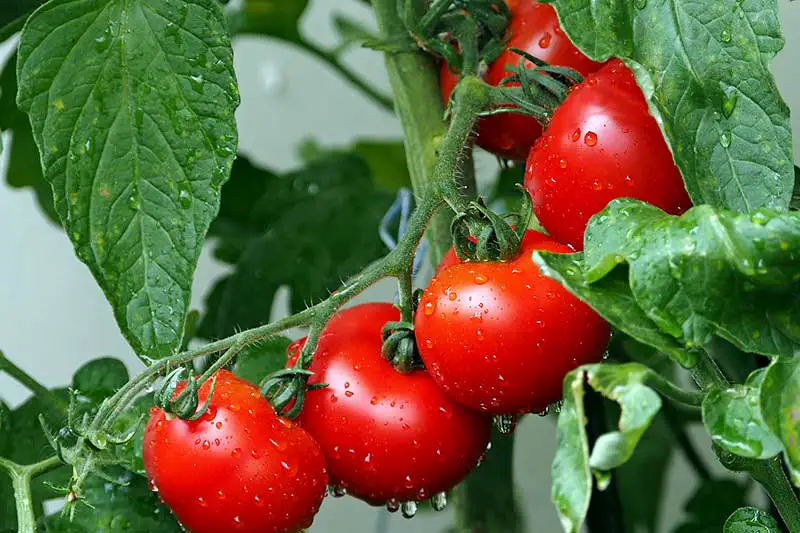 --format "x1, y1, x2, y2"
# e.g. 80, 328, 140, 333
440, 0, 605, 160
289, 303, 491, 505
524, 59, 692, 250
142, 370, 327, 533
415, 230, 610, 415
